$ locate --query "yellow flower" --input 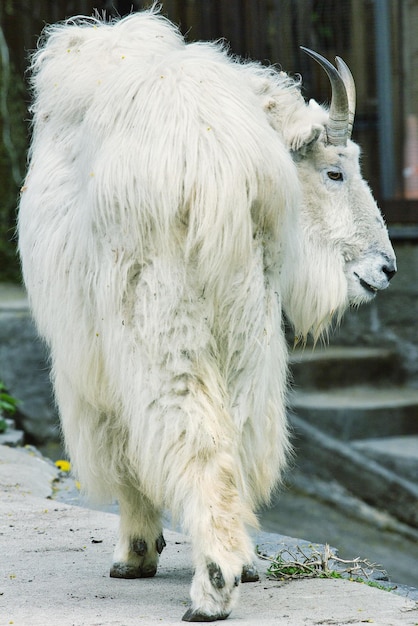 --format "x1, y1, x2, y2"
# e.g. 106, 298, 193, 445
55, 459, 71, 472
